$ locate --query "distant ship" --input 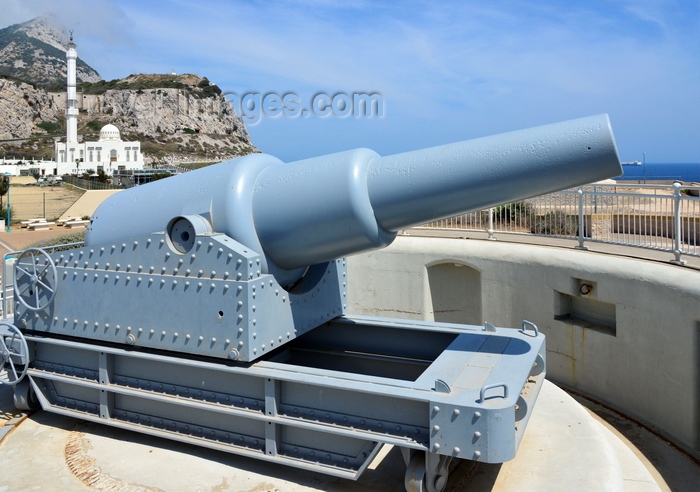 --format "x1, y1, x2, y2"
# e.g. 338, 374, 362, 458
621, 160, 642, 165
